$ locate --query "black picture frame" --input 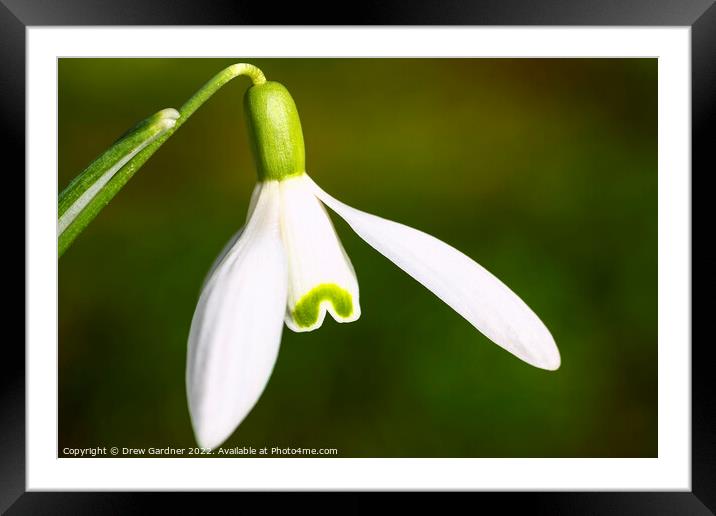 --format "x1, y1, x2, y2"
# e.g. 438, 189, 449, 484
5, 1, 713, 513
